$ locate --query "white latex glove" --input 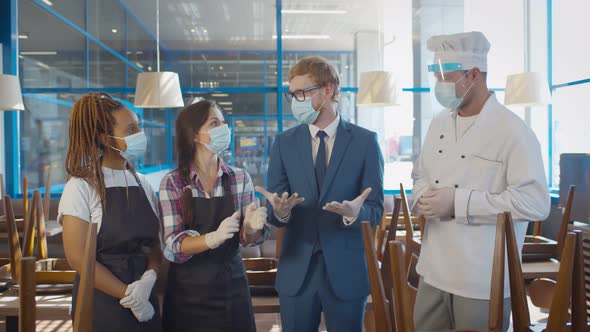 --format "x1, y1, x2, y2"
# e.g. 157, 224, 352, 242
205, 211, 241, 249
120, 295, 155, 322
243, 201, 268, 235
416, 187, 456, 219
322, 188, 372, 220
255, 186, 305, 219
124, 269, 156, 303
